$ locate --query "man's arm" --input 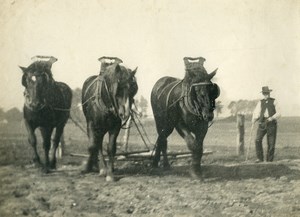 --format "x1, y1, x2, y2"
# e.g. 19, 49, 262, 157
267, 99, 281, 121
